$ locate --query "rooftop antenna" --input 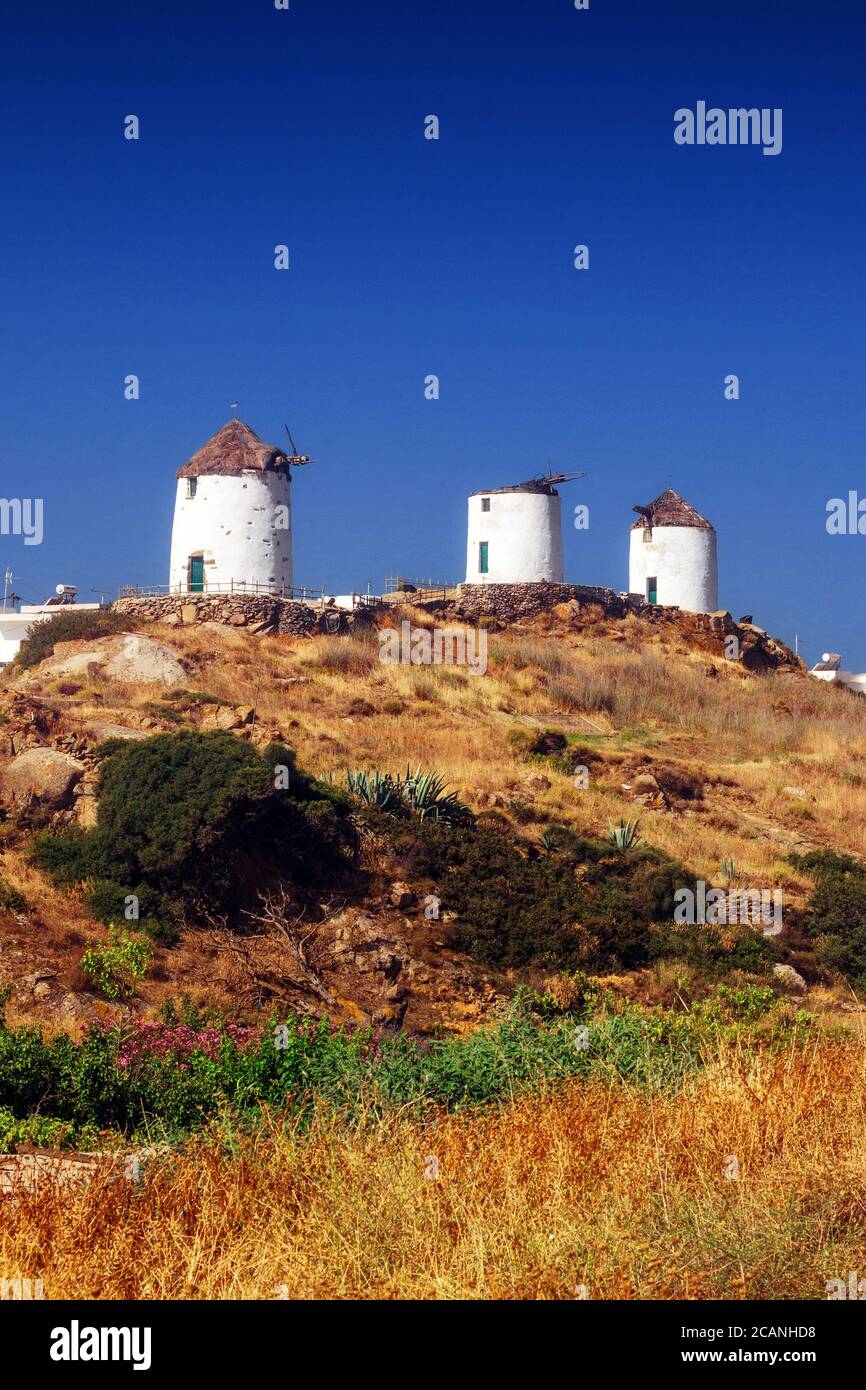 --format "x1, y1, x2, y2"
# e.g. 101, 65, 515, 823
2, 568, 12, 610
230, 401, 239, 416
283, 423, 315, 467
